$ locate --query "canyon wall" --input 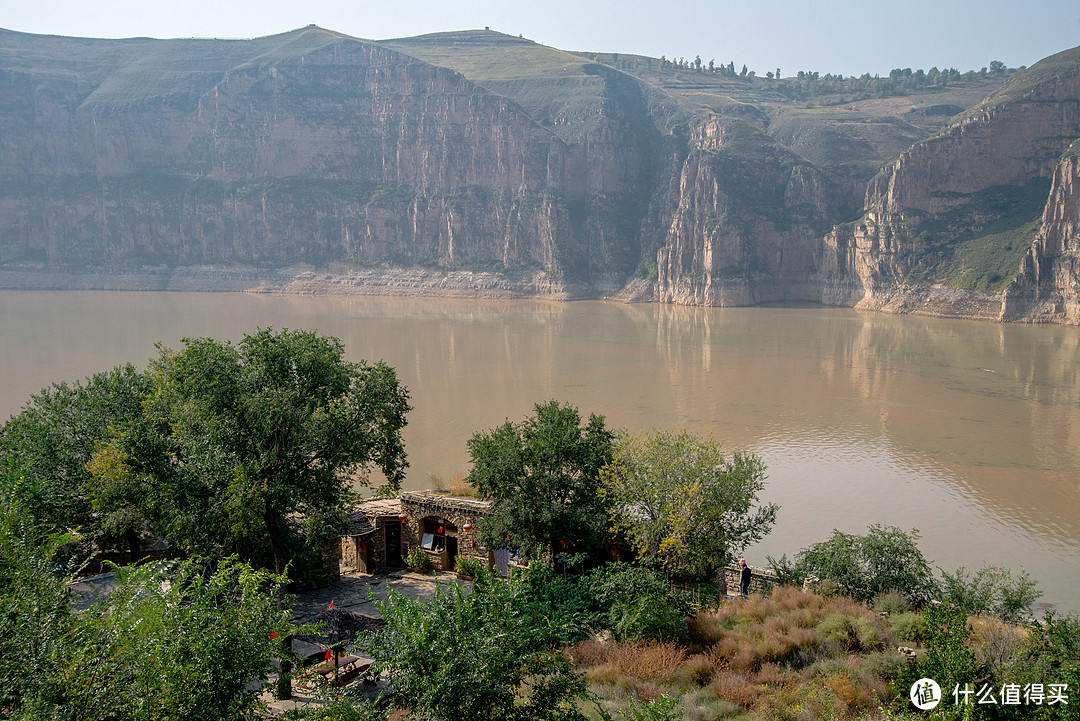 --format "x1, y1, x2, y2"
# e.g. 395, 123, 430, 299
4, 28, 1080, 323
0, 29, 655, 295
